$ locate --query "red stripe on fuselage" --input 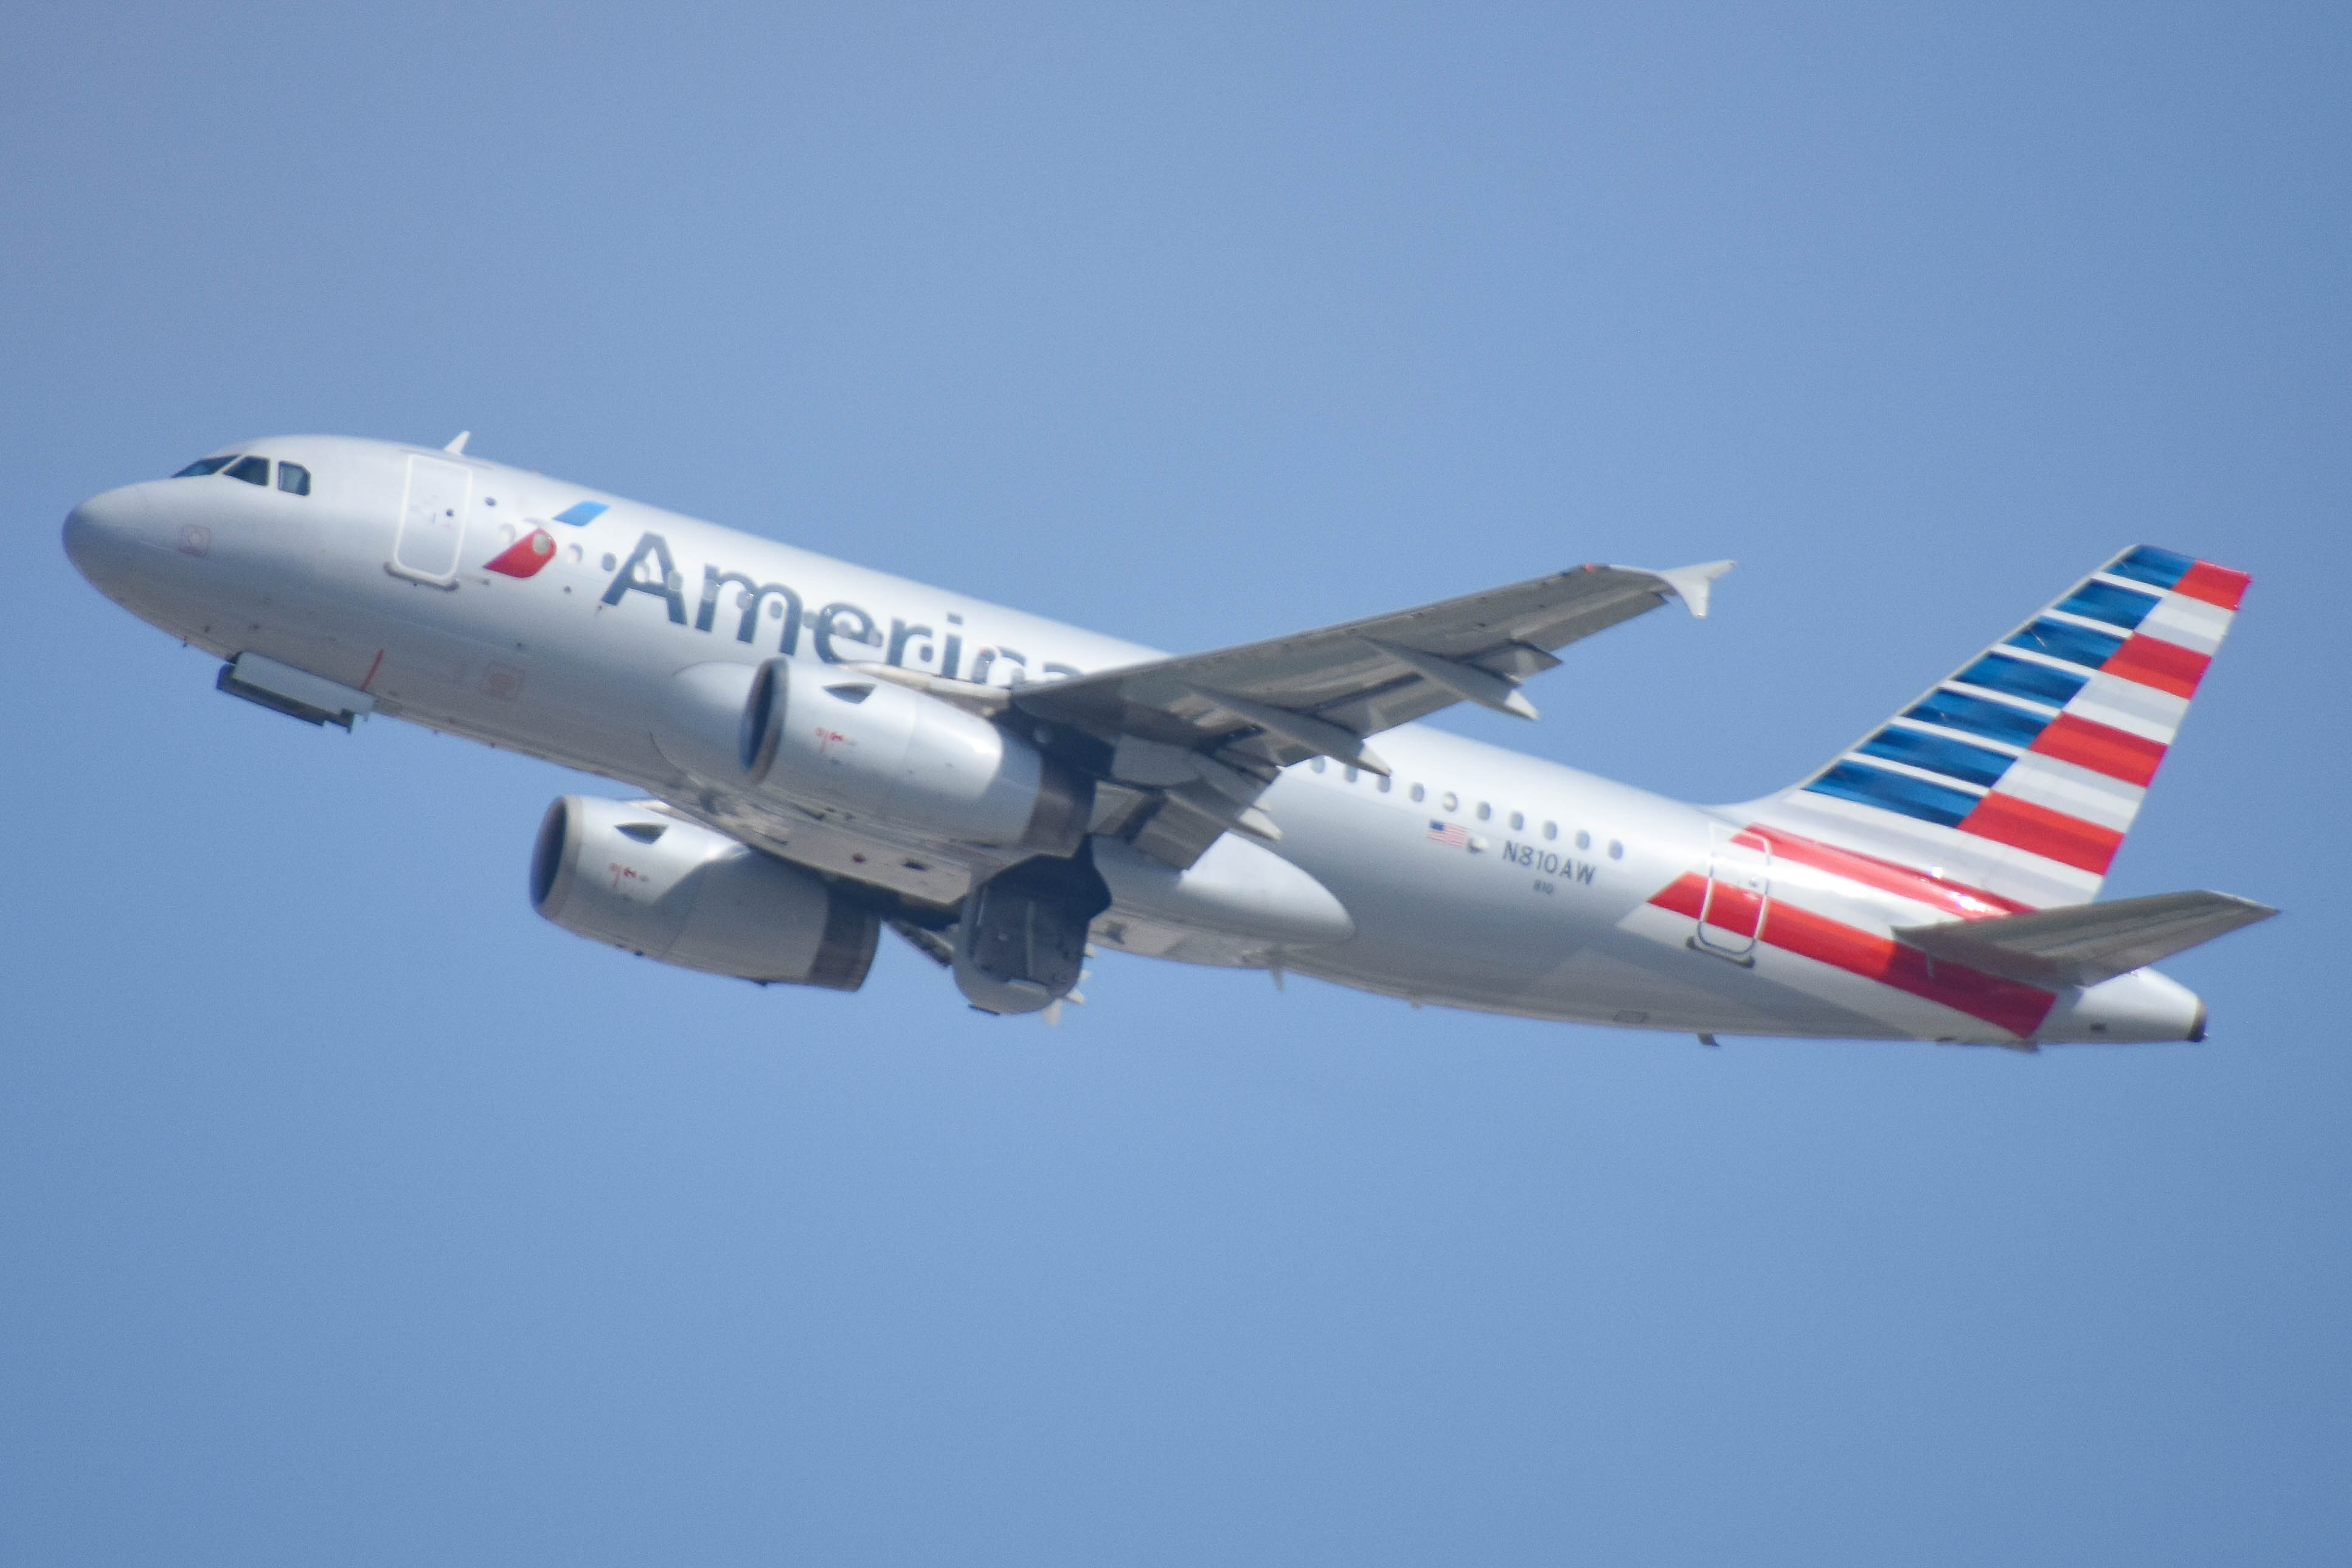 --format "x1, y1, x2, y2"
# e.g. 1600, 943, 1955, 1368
2173, 561, 2250, 611
1740, 825, 2033, 917
1649, 873, 2056, 1038
1958, 793, 2123, 874
2101, 634, 2209, 699
1699, 881, 1764, 938
2028, 712, 2168, 787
